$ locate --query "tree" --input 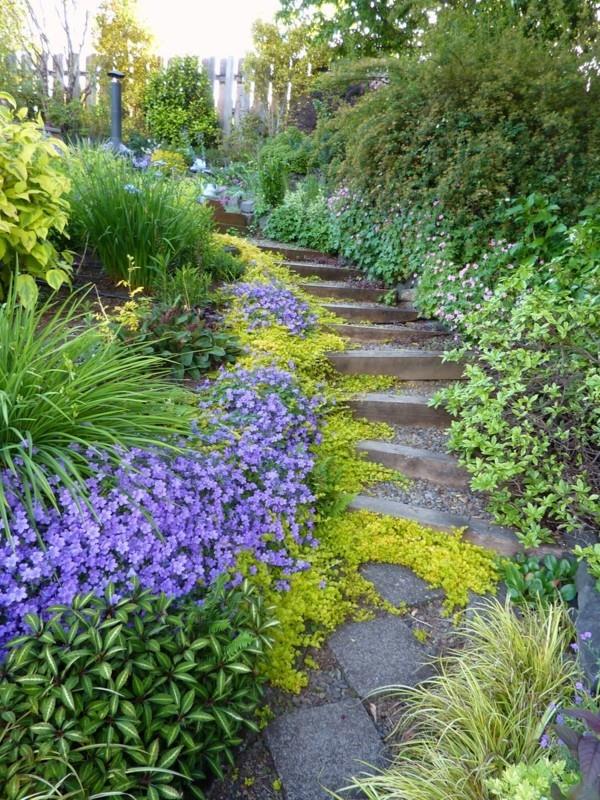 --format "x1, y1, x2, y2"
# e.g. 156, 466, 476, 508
143, 56, 219, 149
94, 0, 159, 132
245, 20, 332, 134
278, 0, 600, 56
277, 0, 436, 56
